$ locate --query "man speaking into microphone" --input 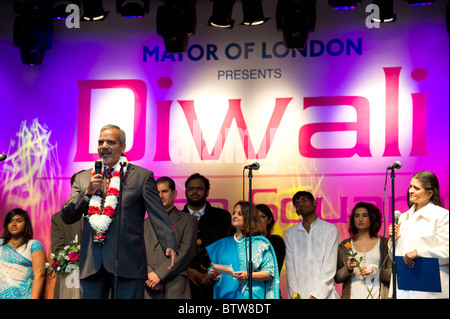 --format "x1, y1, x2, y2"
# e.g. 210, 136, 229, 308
62, 124, 177, 299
